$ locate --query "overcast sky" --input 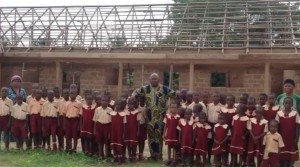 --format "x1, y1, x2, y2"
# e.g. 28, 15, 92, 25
0, 0, 174, 7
